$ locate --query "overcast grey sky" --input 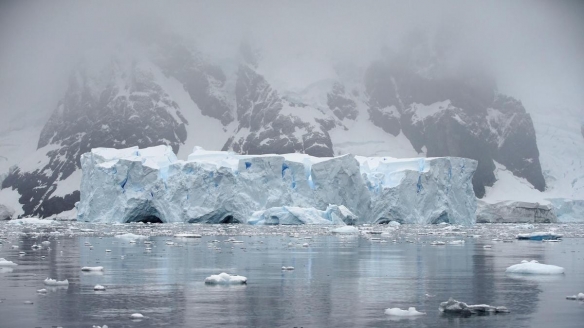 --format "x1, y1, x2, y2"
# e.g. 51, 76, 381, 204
0, 0, 583, 131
